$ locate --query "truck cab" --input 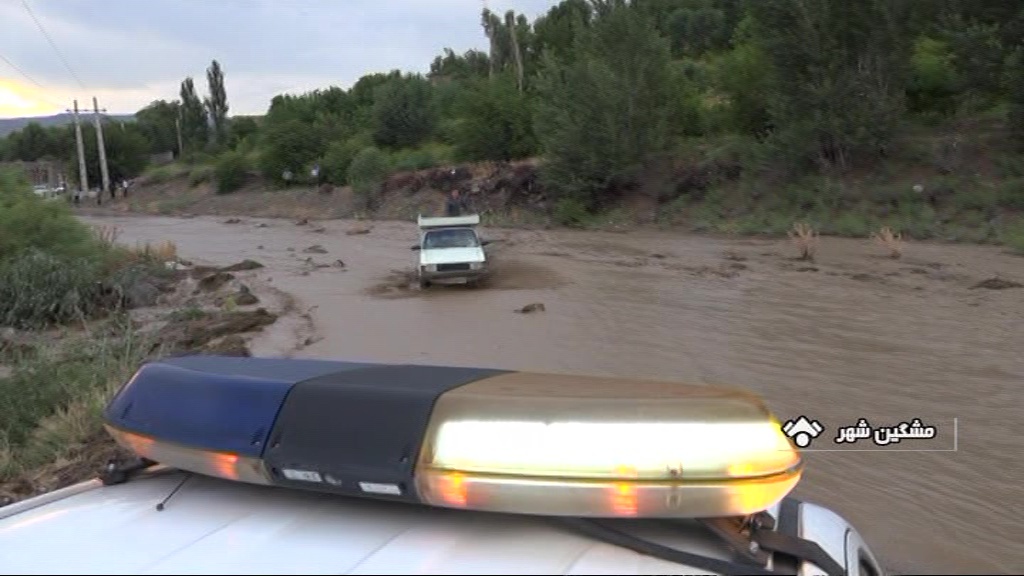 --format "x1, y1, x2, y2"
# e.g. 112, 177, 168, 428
412, 214, 490, 288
